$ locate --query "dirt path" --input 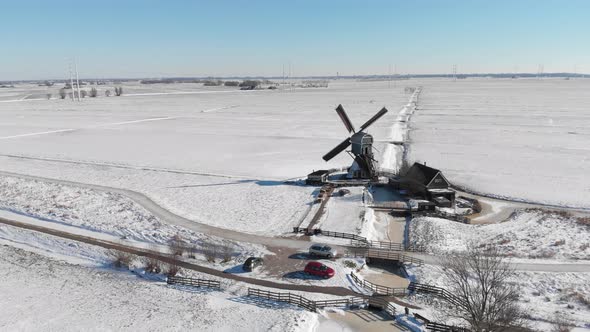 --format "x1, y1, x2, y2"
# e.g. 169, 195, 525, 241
0, 216, 362, 298
0, 170, 310, 250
